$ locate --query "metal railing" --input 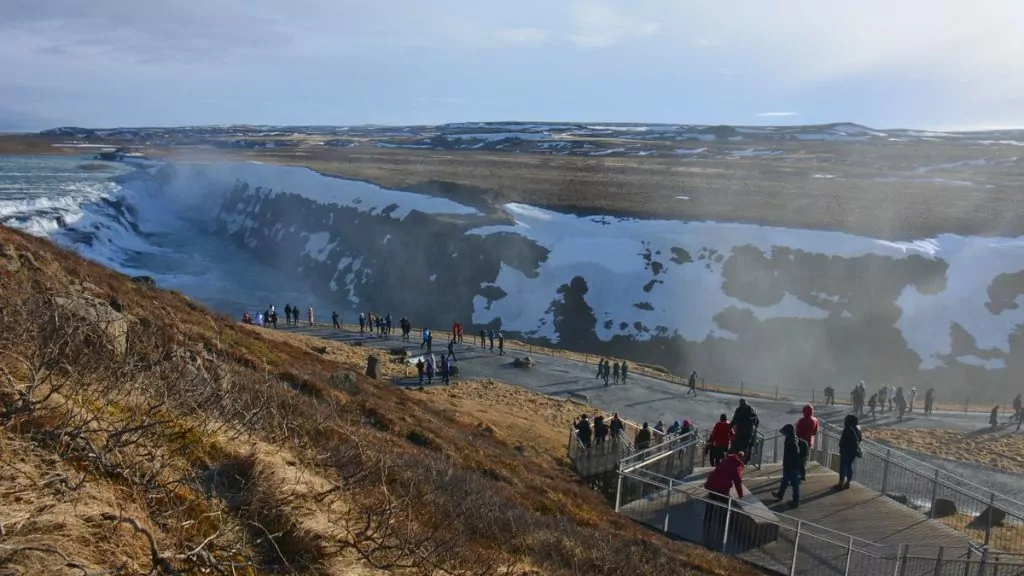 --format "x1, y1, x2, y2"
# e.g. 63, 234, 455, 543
615, 466, 1024, 575
566, 414, 703, 478
751, 423, 1024, 554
